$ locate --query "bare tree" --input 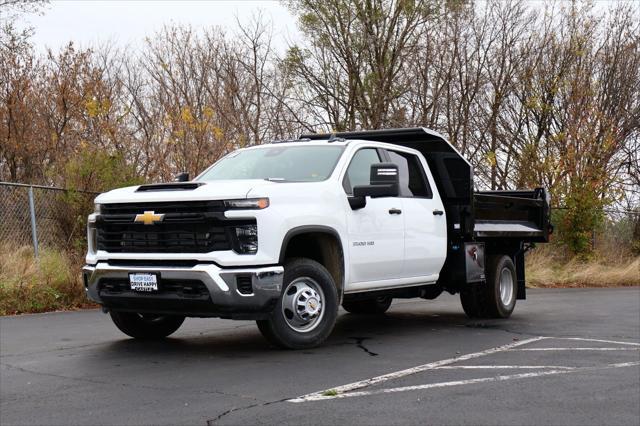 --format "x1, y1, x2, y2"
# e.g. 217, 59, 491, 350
285, 0, 437, 131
